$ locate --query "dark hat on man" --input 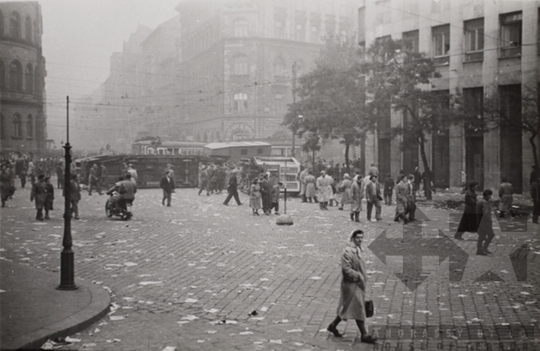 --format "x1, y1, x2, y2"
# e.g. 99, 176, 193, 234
38, 174, 45, 179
